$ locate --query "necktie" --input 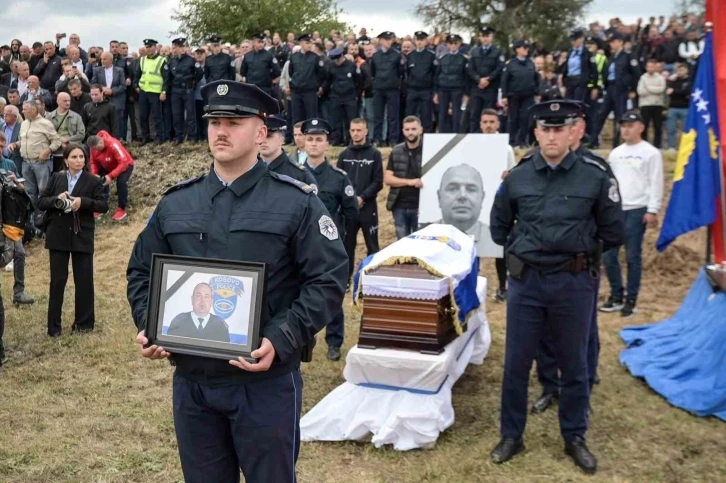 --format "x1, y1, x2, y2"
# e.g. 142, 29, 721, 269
197, 318, 204, 330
